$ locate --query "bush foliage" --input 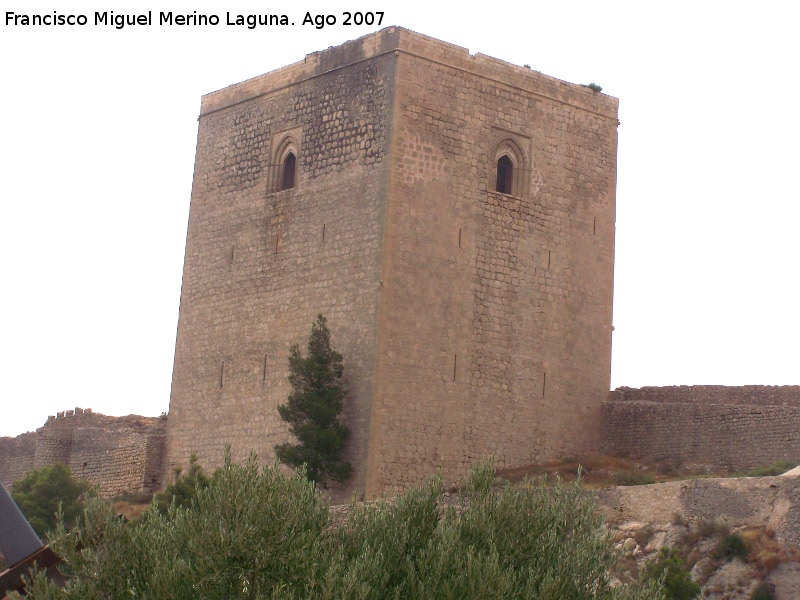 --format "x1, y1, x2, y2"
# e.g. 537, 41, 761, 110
751, 582, 776, 600
275, 314, 352, 487
154, 452, 211, 514
23, 457, 664, 599
715, 533, 748, 562
11, 463, 90, 537
642, 547, 700, 600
